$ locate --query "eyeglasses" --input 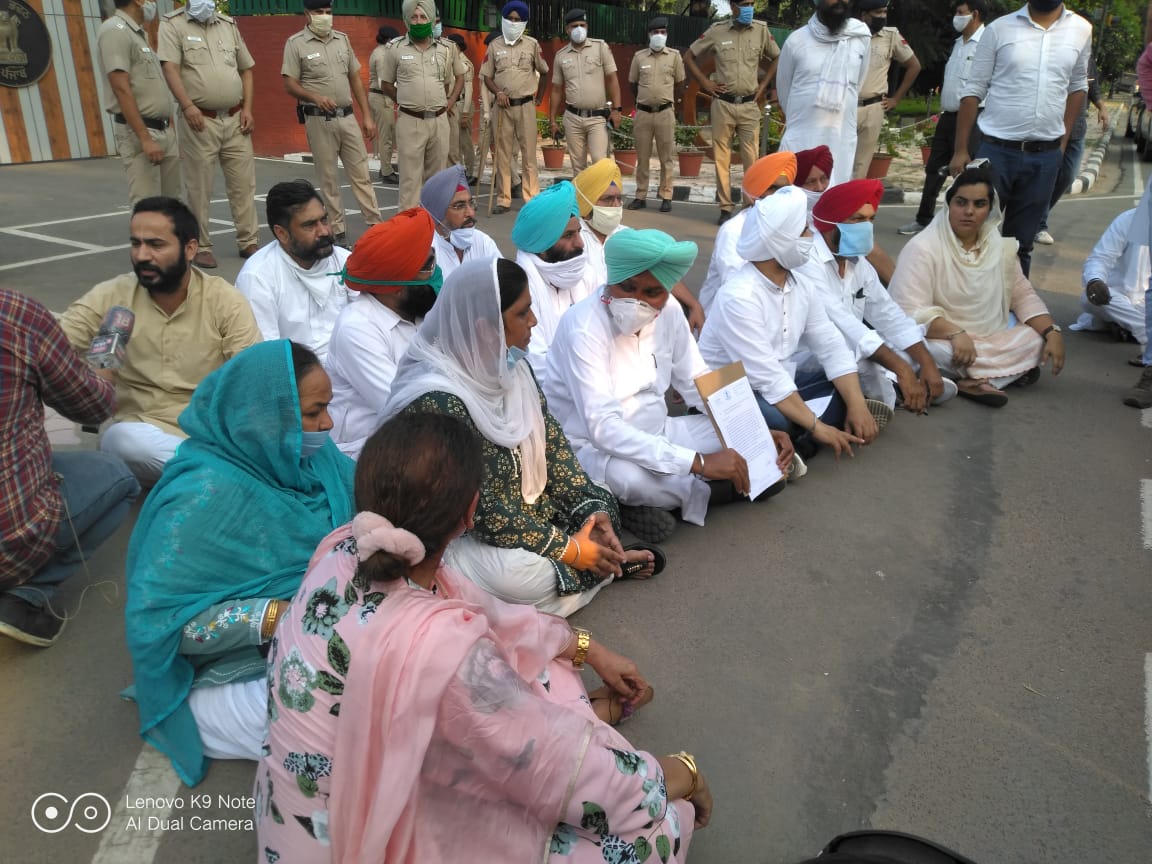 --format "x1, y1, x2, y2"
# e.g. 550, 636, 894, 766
447, 198, 477, 212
